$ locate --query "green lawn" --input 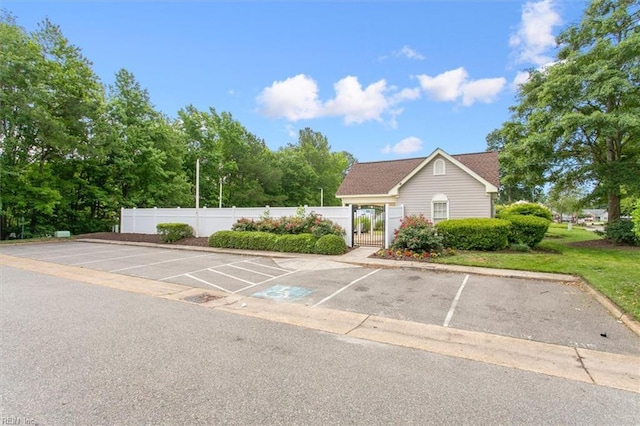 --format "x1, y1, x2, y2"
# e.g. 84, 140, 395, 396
432, 224, 640, 322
